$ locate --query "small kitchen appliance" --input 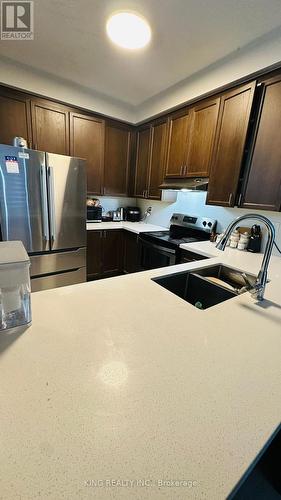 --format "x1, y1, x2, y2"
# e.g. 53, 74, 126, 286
125, 207, 141, 222
111, 208, 124, 221
87, 206, 102, 222
0, 241, 31, 333
86, 198, 102, 222
138, 213, 216, 270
